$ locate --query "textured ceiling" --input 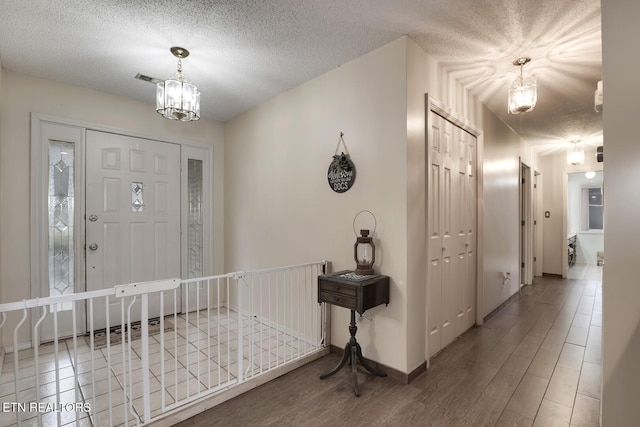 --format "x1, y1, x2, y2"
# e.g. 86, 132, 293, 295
0, 0, 602, 154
